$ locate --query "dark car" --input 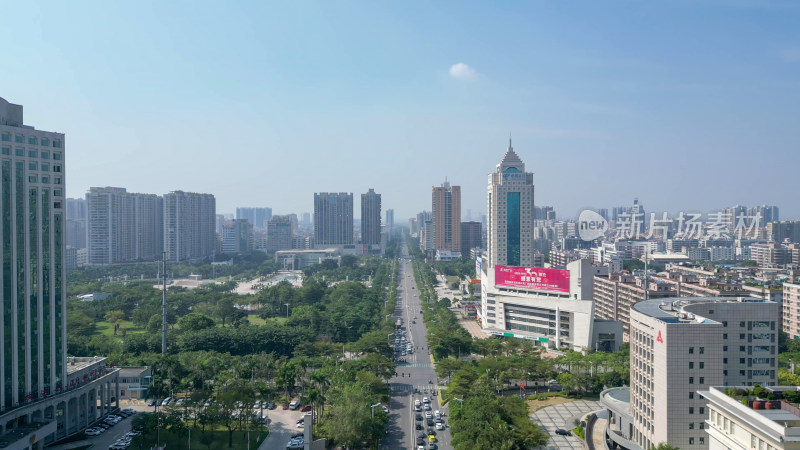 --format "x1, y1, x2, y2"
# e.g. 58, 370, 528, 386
427, 418, 434, 426
417, 438, 425, 446
416, 423, 424, 430
555, 428, 570, 436
417, 431, 426, 439
300, 405, 312, 412
415, 414, 423, 421
267, 402, 277, 410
